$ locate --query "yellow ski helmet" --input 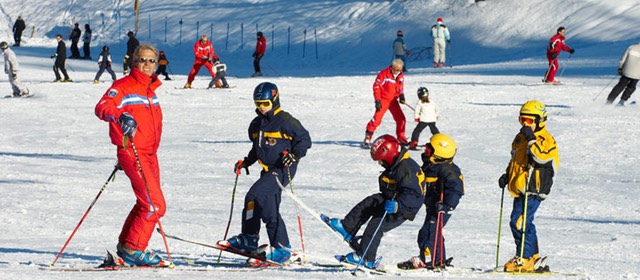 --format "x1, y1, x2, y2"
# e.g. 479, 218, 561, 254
519, 100, 547, 128
425, 133, 457, 163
